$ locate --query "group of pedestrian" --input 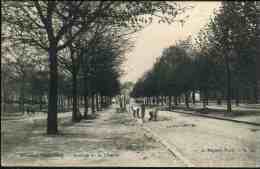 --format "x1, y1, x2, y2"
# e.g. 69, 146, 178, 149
130, 103, 146, 122
129, 98, 159, 123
